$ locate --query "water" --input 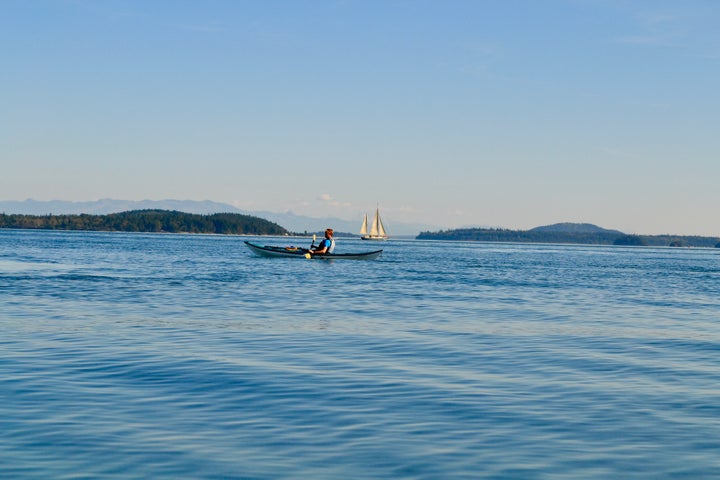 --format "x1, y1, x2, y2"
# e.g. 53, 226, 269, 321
1, 229, 719, 479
